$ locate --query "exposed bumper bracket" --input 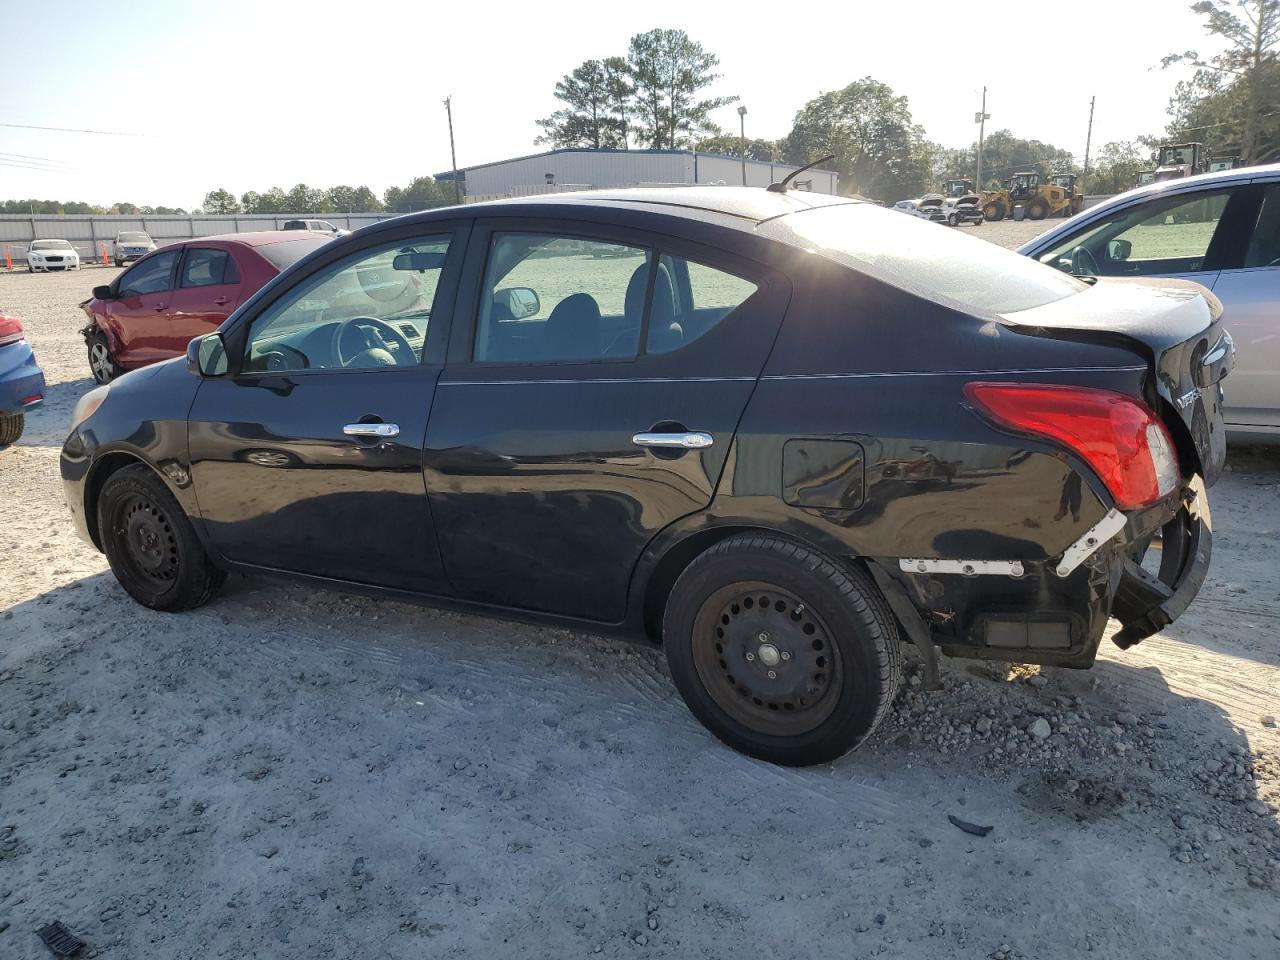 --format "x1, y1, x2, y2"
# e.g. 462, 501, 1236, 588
1053, 508, 1127, 577
899, 558, 1025, 577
